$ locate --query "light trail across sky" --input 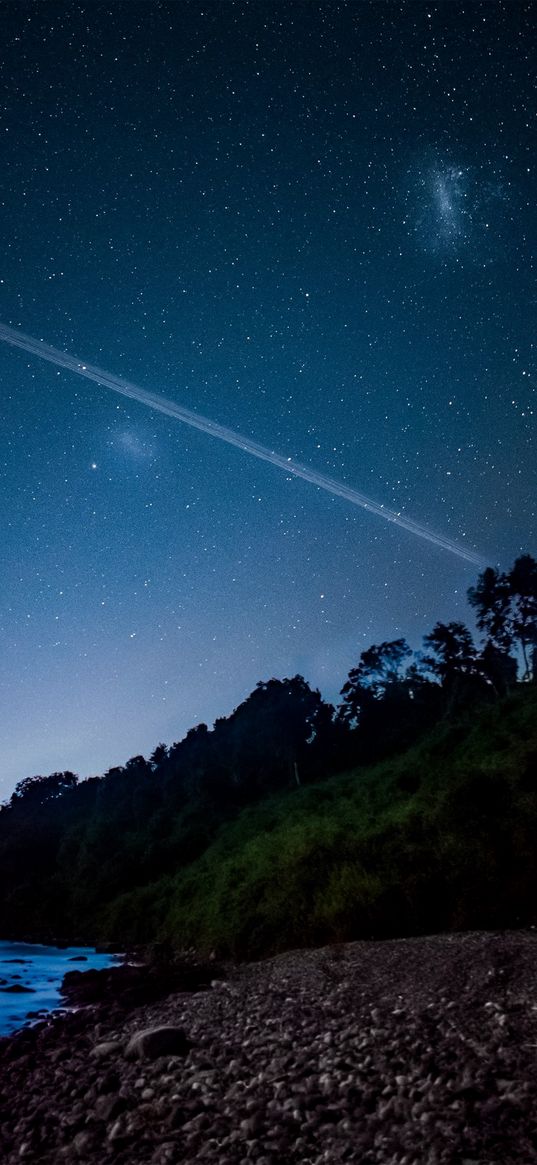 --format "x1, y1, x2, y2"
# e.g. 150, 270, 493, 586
0, 322, 484, 564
